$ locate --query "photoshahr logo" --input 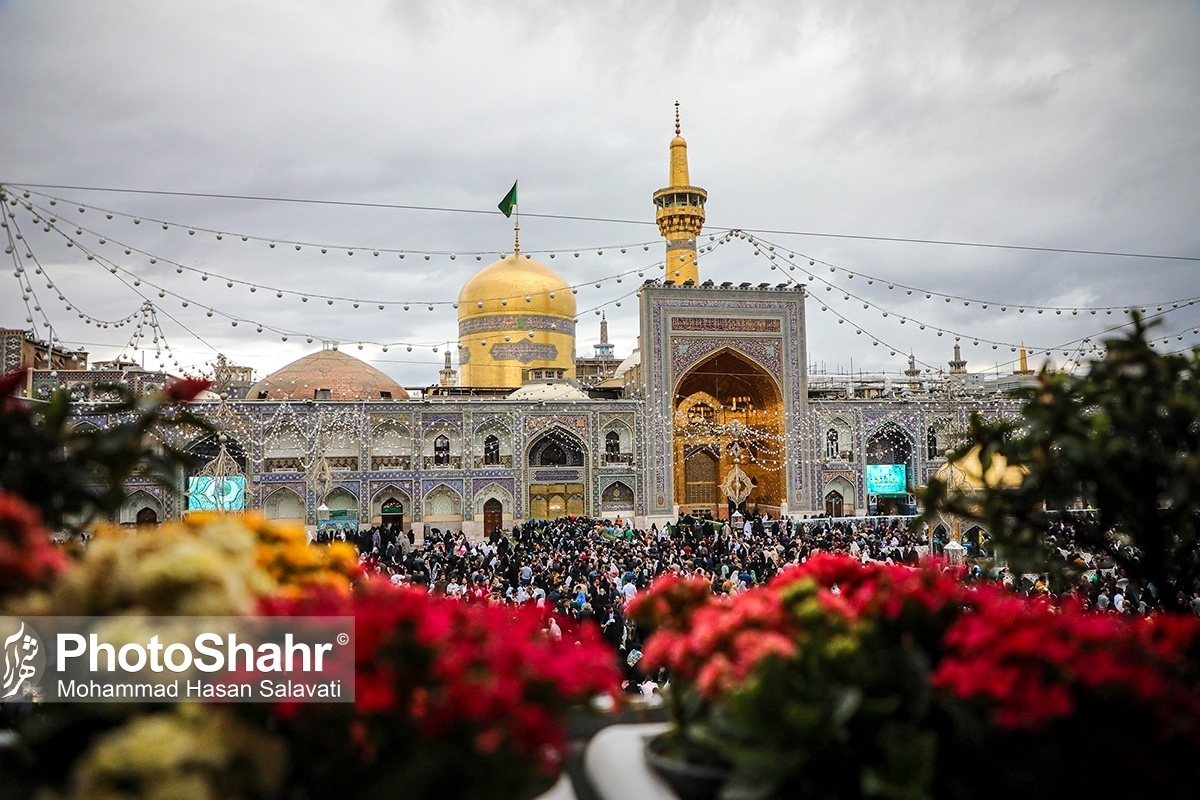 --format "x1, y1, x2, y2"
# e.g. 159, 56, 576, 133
1, 617, 45, 701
